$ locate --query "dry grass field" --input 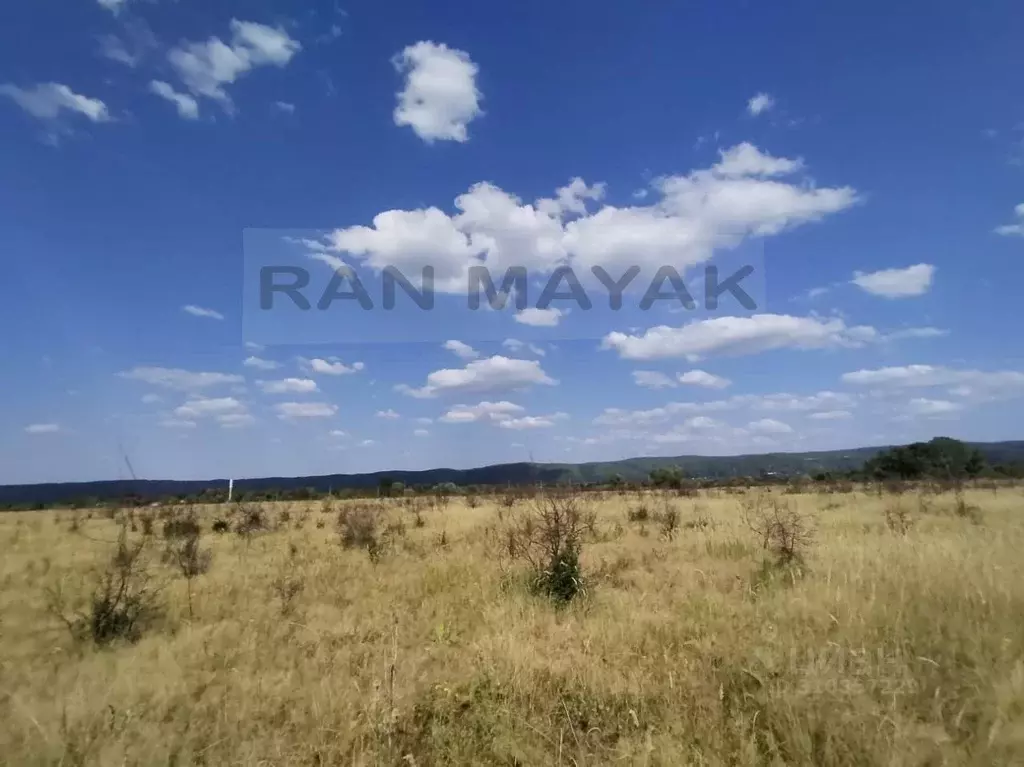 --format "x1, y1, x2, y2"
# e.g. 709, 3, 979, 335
1, 485, 1023, 766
